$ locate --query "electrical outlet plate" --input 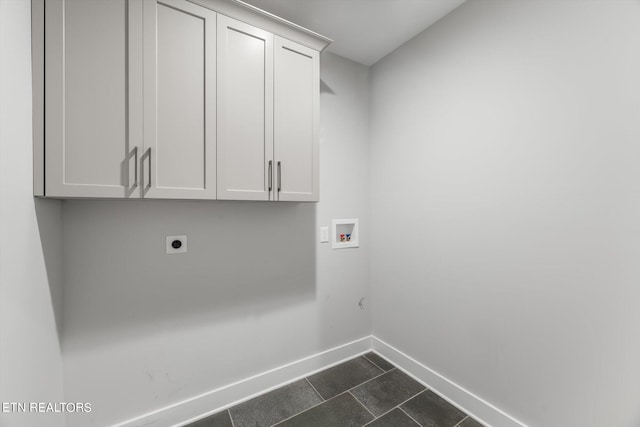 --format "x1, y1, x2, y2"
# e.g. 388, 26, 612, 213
166, 235, 187, 254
